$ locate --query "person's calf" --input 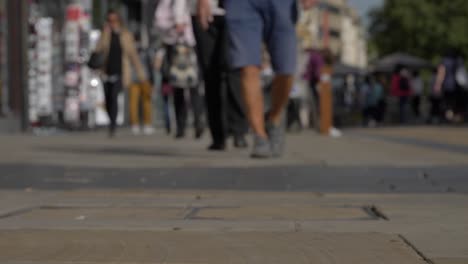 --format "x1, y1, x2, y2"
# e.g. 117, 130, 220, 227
241, 66, 268, 139
269, 74, 294, 125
